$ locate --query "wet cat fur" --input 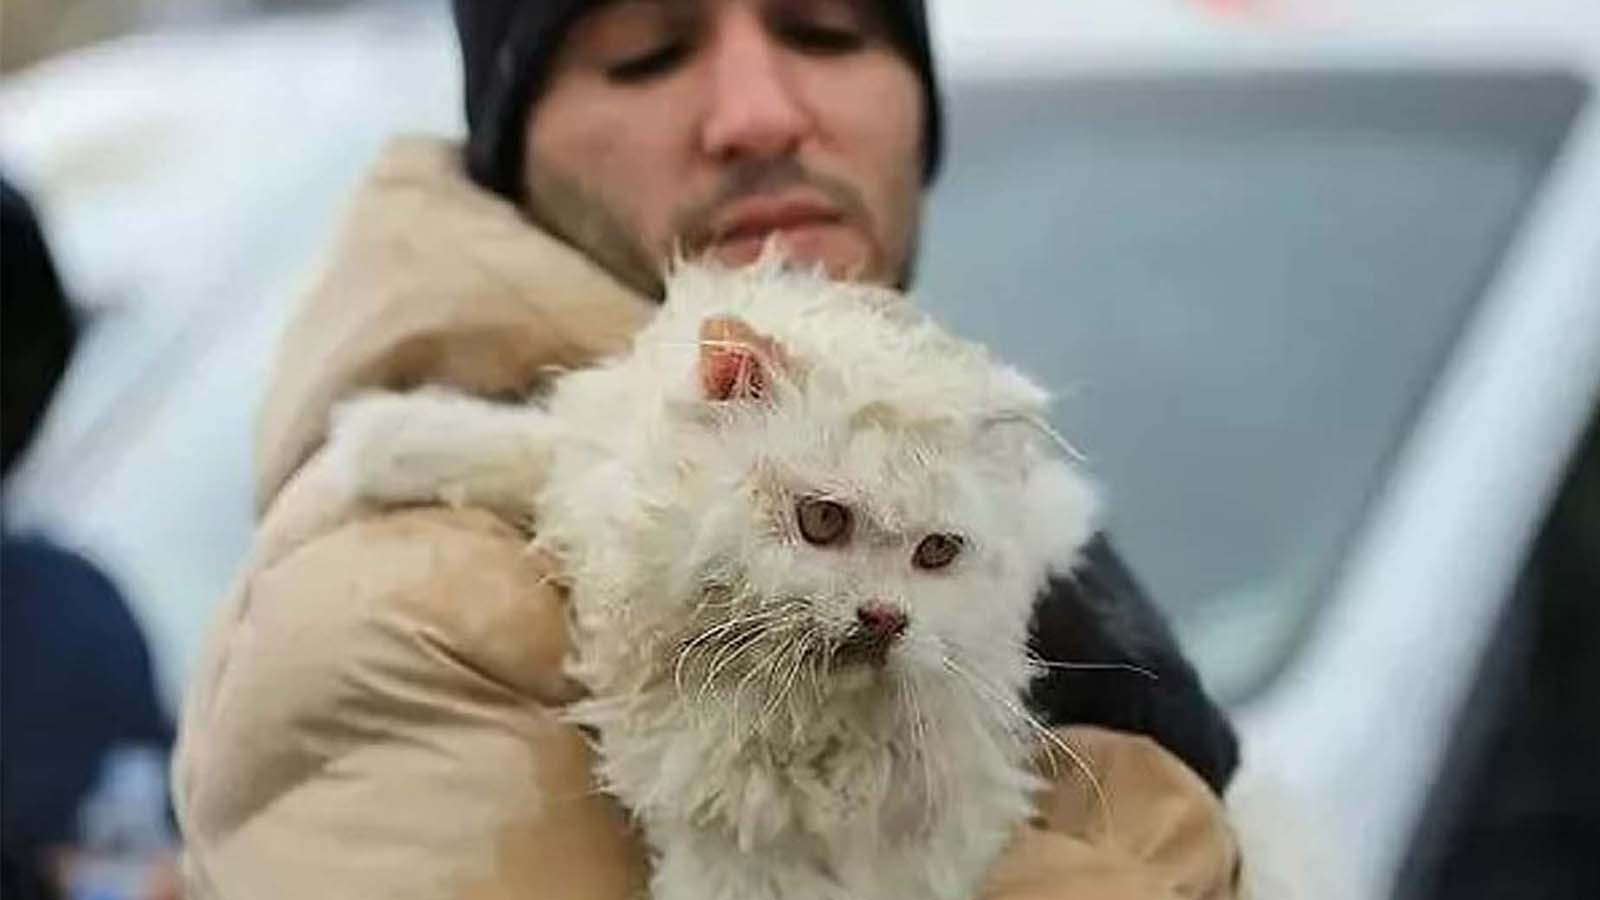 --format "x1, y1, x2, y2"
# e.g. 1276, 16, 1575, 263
331, 260, 1099, 900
